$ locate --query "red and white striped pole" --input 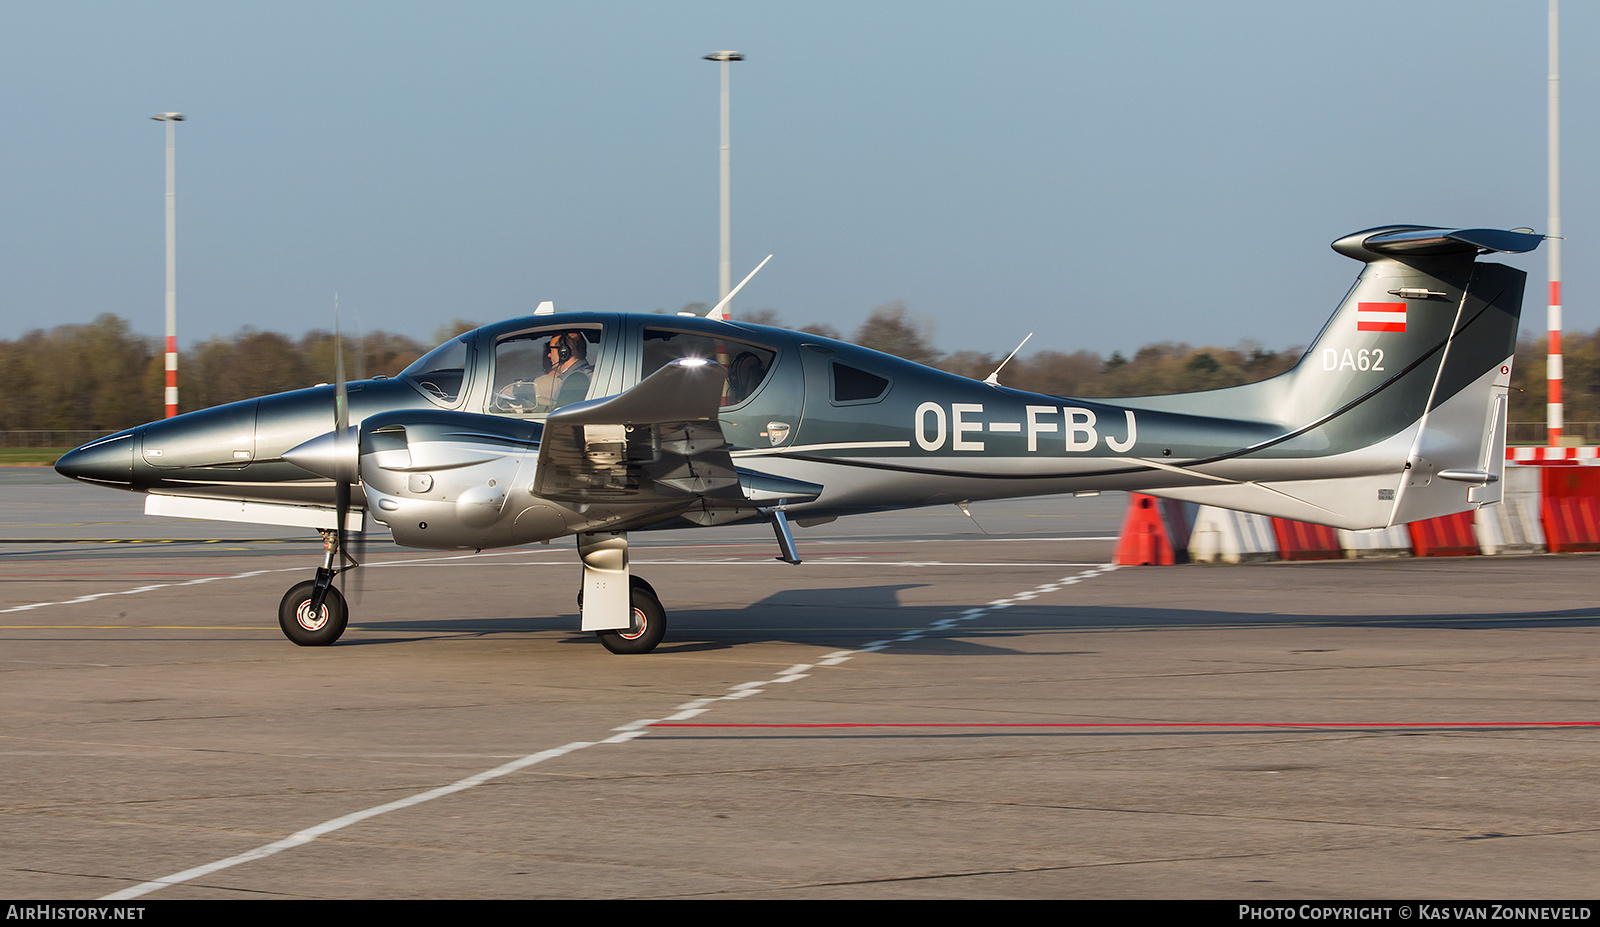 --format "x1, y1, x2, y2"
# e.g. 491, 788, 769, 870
1546, 1, 1563, 447
1548, 279, 1562, 447
152, 112, 184, 418
164, 334, 178, 419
